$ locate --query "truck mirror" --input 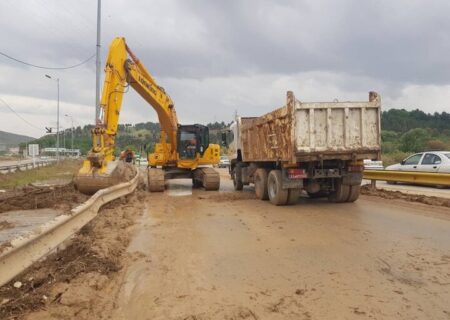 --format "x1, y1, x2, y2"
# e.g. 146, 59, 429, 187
221, 132, 228, 147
